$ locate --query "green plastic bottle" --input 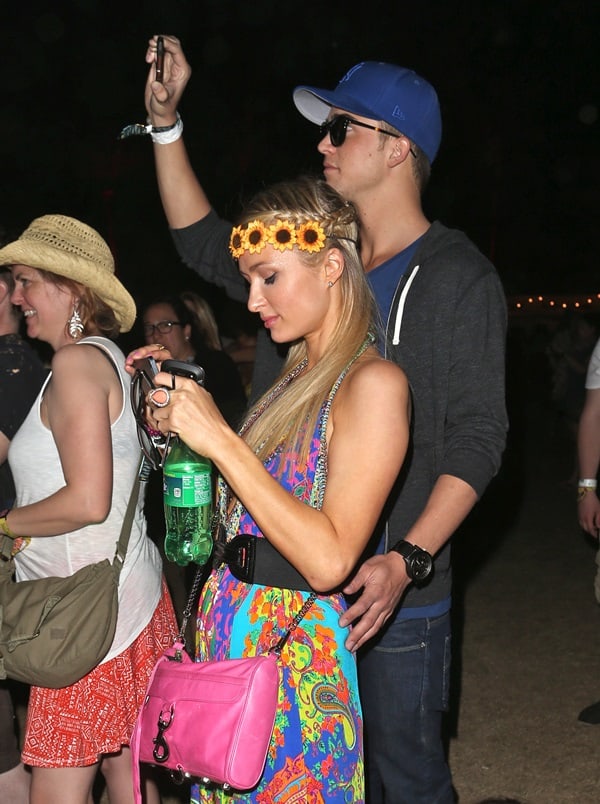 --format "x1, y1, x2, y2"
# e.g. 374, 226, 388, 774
162, 437, 213, 566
